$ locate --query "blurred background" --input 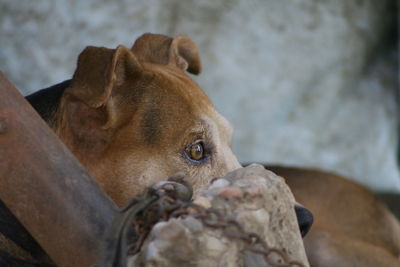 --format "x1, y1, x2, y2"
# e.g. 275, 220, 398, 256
1, 0, 398, 193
